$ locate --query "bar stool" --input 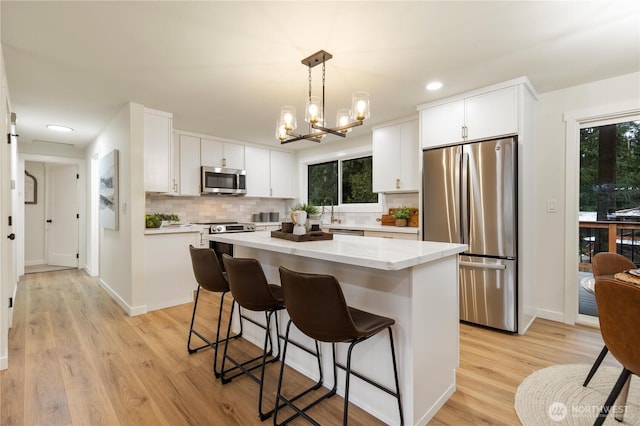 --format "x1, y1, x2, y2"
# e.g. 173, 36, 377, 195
276, 266, 404, 426
220, 254, 285, 421
187, 245, 244, 378
583, 252, 636, 387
